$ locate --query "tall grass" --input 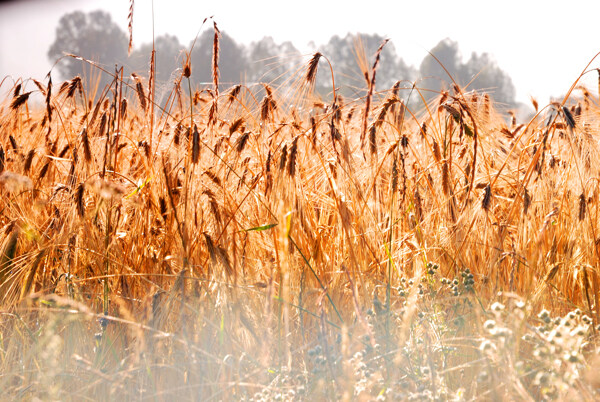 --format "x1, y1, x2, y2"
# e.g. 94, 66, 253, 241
0, 35, 599, 400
